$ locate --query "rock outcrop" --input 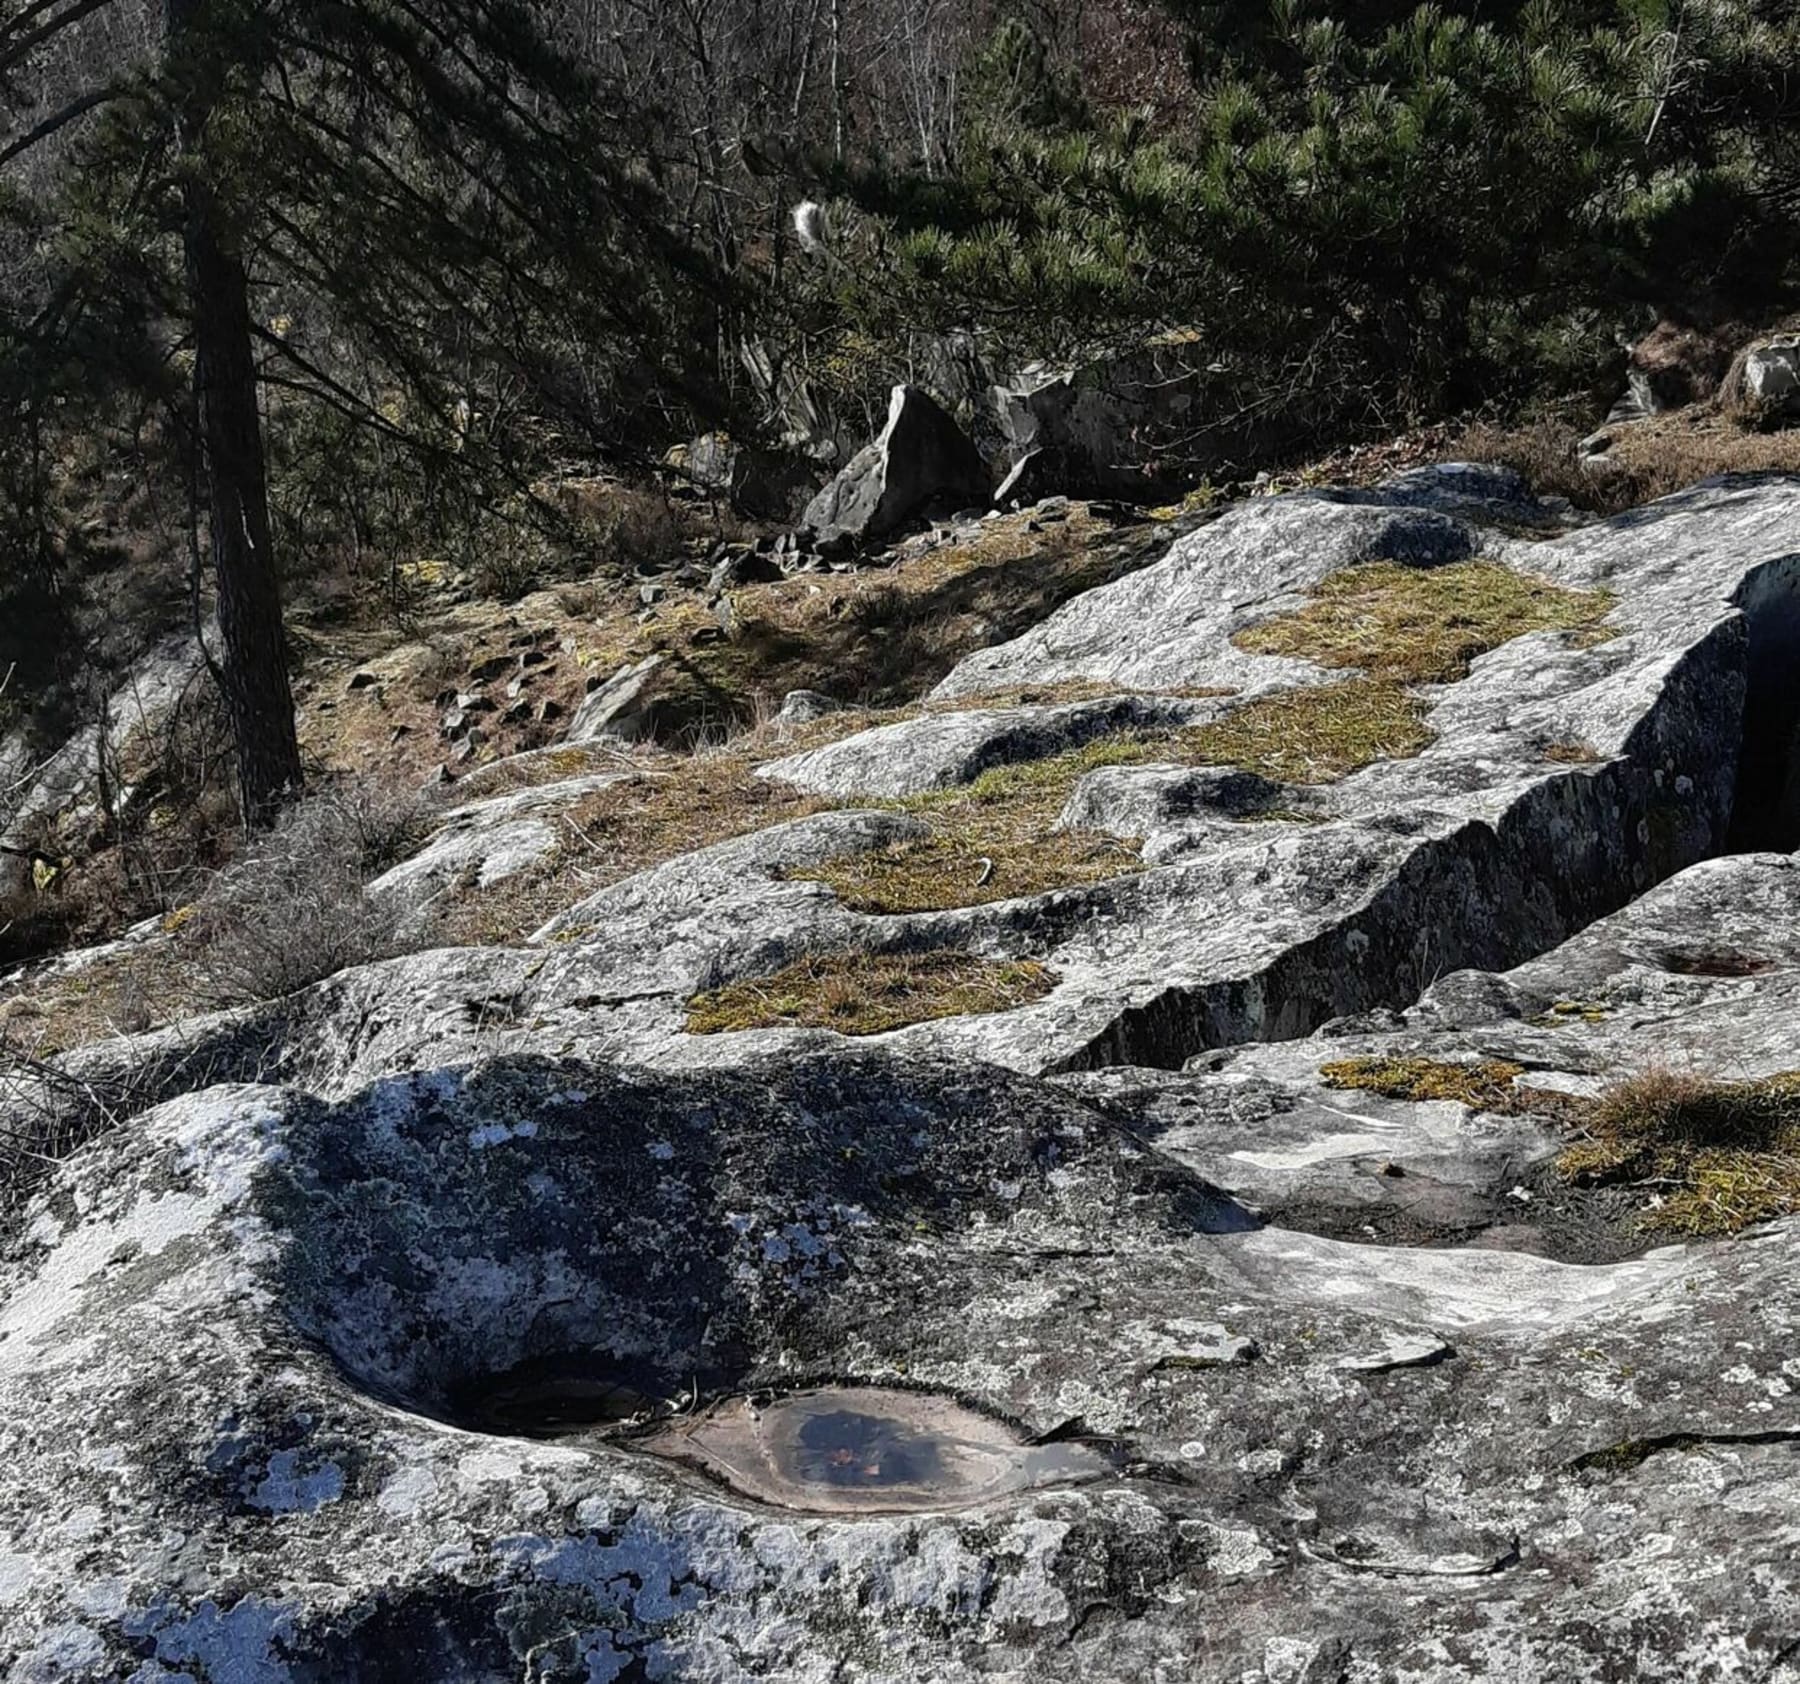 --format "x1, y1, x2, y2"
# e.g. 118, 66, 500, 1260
802, 385, 989, 547
7, 468, 1800, 1681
